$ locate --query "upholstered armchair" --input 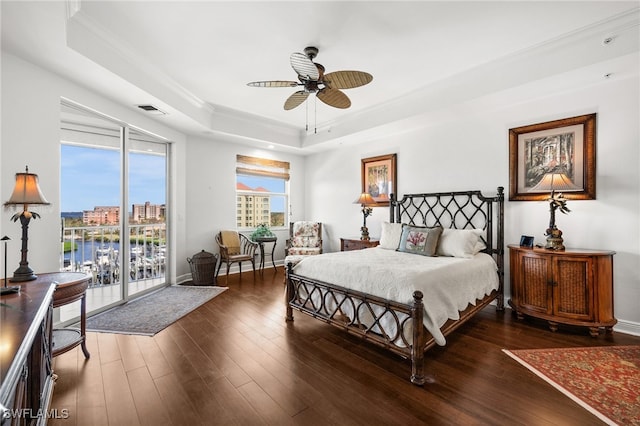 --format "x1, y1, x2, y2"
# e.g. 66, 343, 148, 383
285, 221, 323, 257
215, 230, 258, 283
